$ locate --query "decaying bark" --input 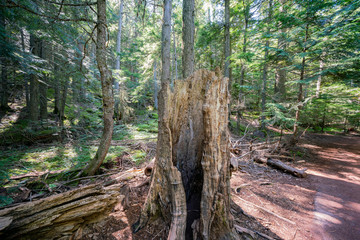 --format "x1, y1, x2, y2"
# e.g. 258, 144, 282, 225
254, 157, 307, 178
133, 69, 236, 239
0, 183, 126, 240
